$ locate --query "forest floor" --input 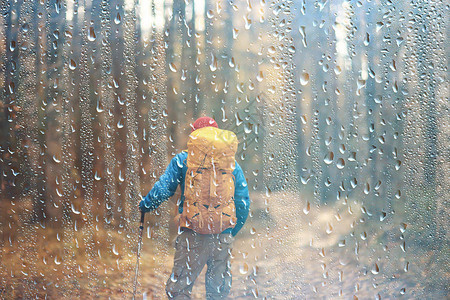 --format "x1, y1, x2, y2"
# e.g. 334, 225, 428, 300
1, 192, 447, 299
136, 192, 437, 299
